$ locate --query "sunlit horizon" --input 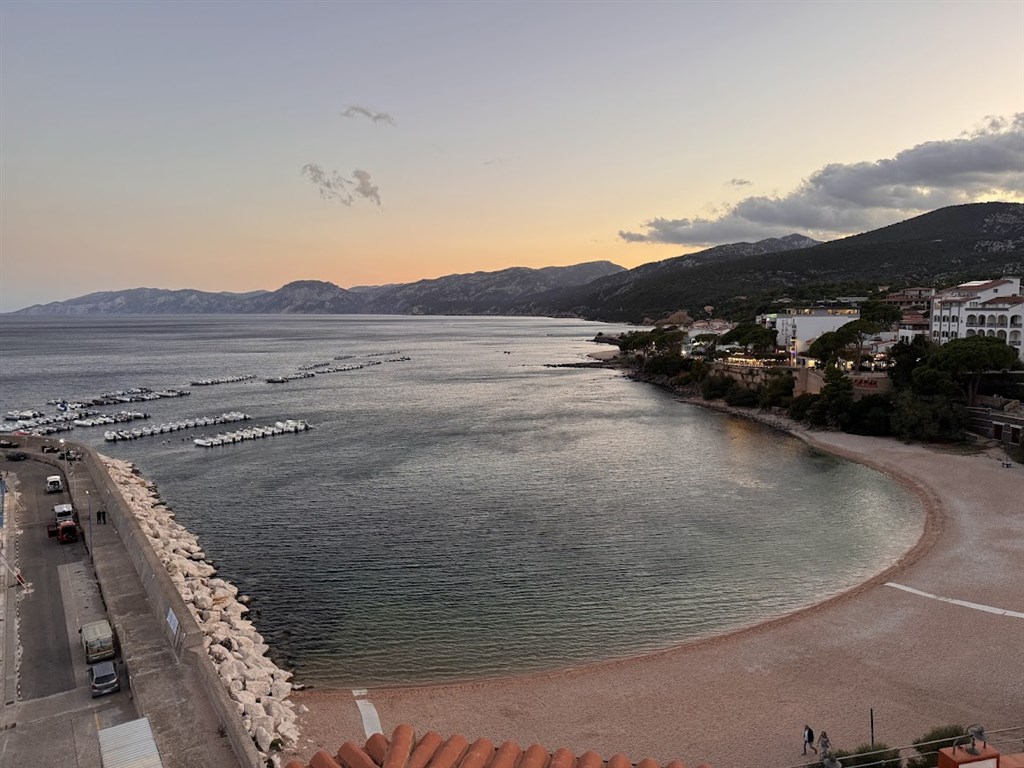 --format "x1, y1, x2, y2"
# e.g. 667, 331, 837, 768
2, 1, 1022, 312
